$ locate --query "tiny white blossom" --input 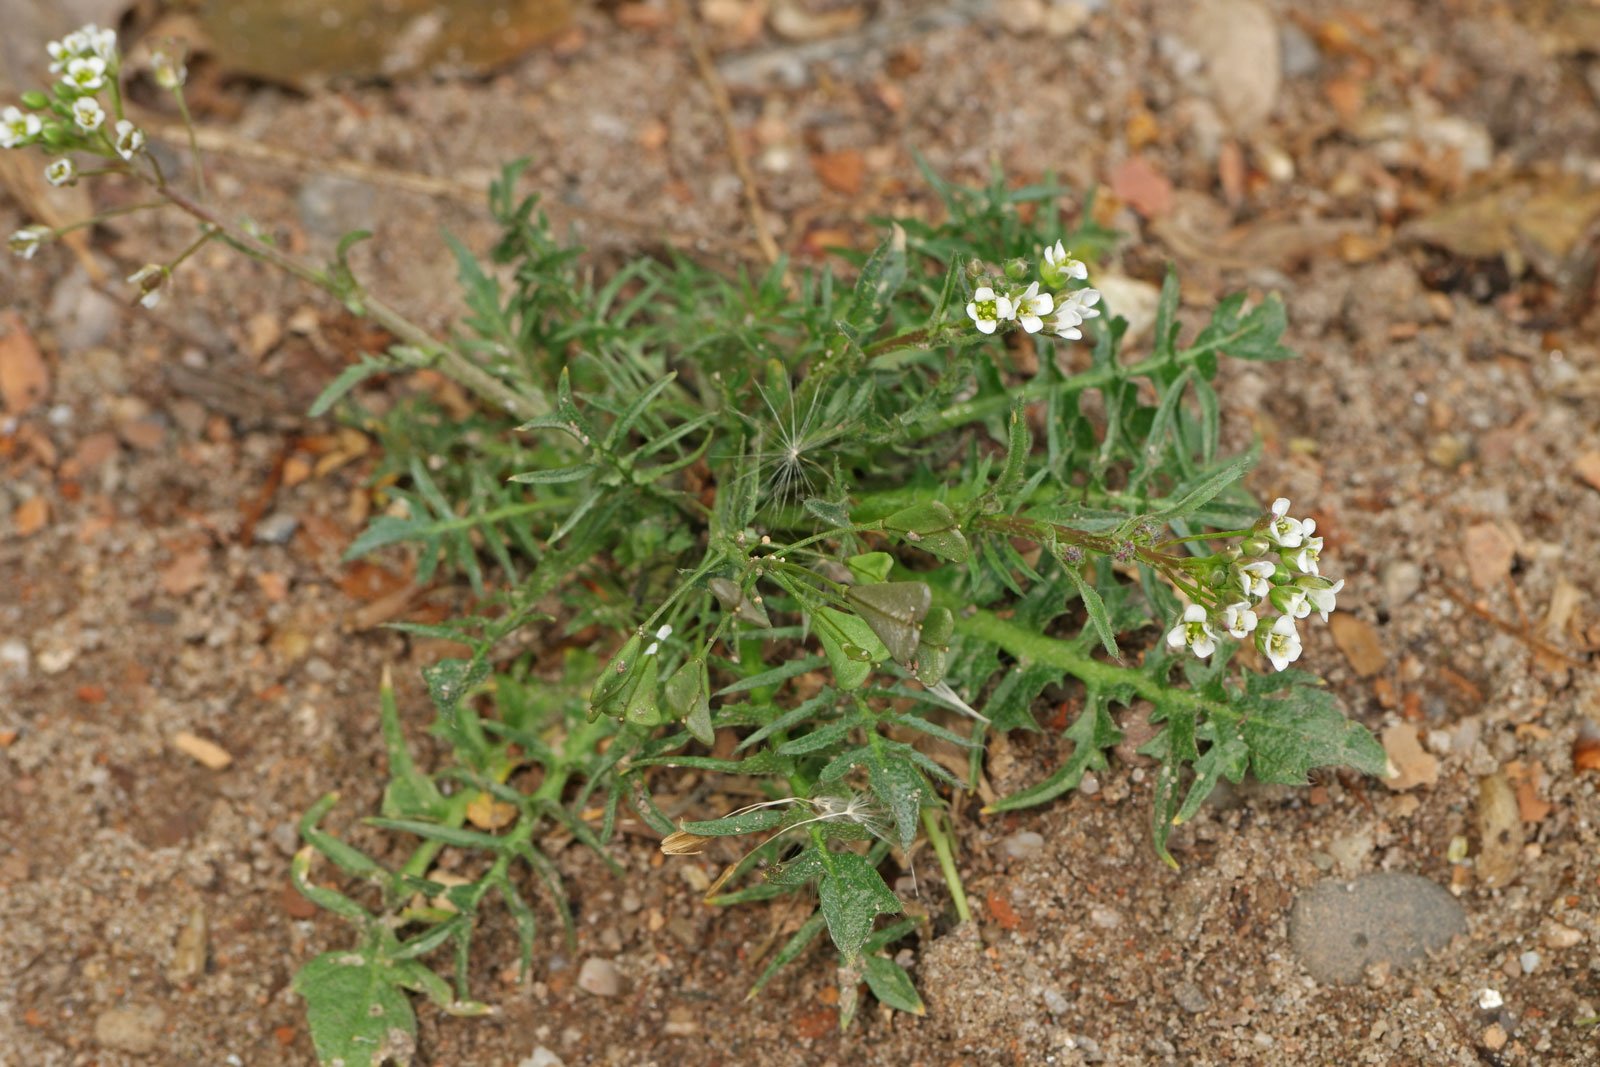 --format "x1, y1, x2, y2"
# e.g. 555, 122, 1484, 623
127, 264, 165, 308
64, 56, 107, 93
113, 119, 144, 160
71, 96, 104, 132
1056, 287, 1102, 323
1041, 239, 1088, 285
1011, 281, 1054, 334
47, 31, 90, 74
1166, 604, 1217, 659
9, 226, 51, 260
45, 158, 75, 186
1256, 614, 1303, 672
1238, 560, 1276, 600
88, 25, 118, 63
966, 285, 1014, 335
1303, 578, 1344, 622
1290, 524, 1324, 575
1, 106, 42, 148
1221, 601, 1258, 639
1266, 497, 1305, 548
